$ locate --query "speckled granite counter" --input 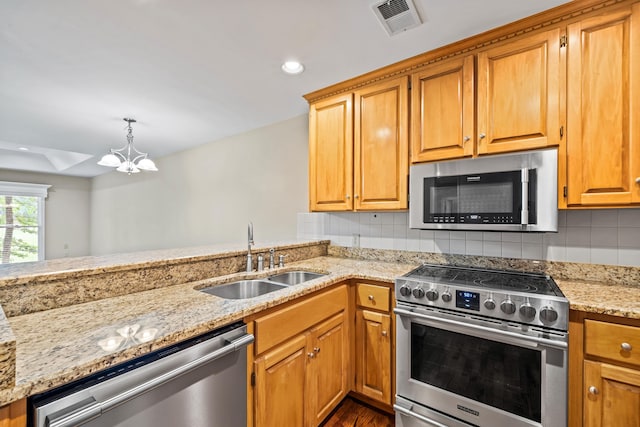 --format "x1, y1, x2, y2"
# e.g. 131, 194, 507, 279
0, 240, 329, 317
557, 279, 640, 319
0, 256, 415, 406
0, 245, 639, 407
